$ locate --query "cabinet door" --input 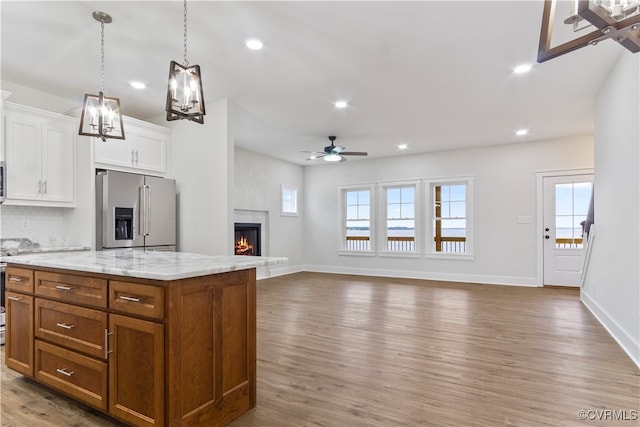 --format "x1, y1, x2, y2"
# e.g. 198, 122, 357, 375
109, 314, 164, 427
4, 111, 42, 200
134, 131, 167, 173
41, 121, 75, 203
94, 136, 133, 169
5, 291, 34, 377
